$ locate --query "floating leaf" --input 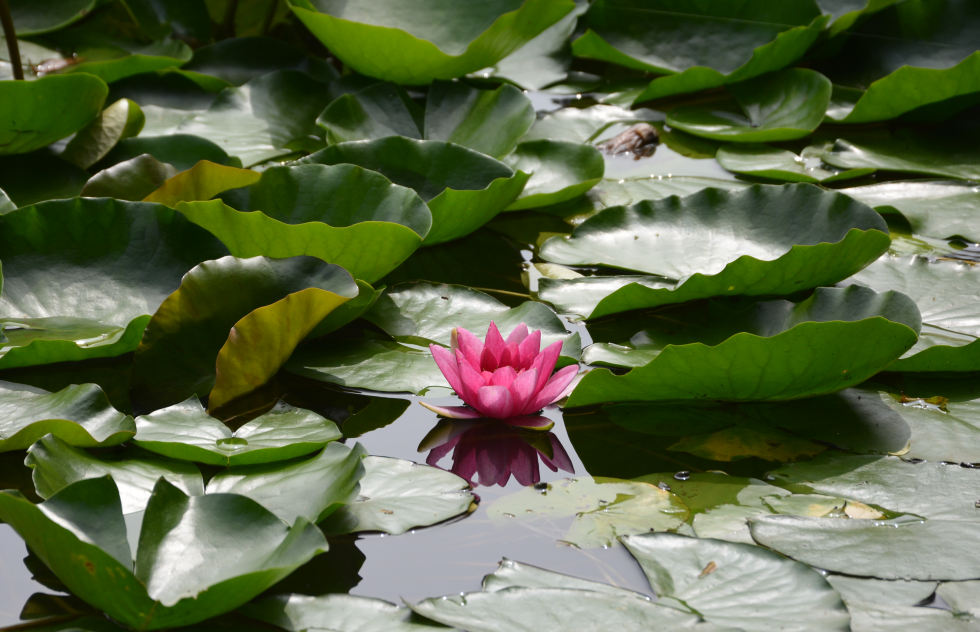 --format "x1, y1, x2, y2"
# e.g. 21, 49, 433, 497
287, 0, 576, 85
7, 0, 97, 35
566, 286, 919, 406
300, 137, 530, 245
60, 99, 145, 169
206, 442, 366, 525
0, 383, 134, 453
0, 477, 327, 629
539, 184, 890, 318
95, 134, 237, 172
503, 140, 604, 210
850, 255, 980, 372
321, 456, 474, 535
572, 1, 828, 103
750, 516, 980, 581
487, 476, 689, 548
0, 198, 227, 369
826, 575, 937, 607
842, 180, 980, 243
181, 36, 340, 87
822, 127, 980, 181
522, 103, 663, 144
133, 397, 341, 466
130, 256, 357, 411
623, 532, 850, 631
176, 163, 431, 283
26, 433, 204, 514
665, 69, 832, 142
483, 558, 650, 599
716, 144, 874, 183
177, 71, 334, 166
0, 75, 107, 156
668, 426, 826, 463
143, 160, 261, 206
80, 154, 178, 201
242, 594, 441, 632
